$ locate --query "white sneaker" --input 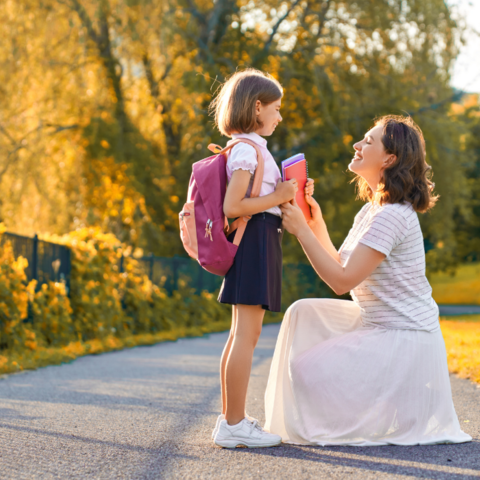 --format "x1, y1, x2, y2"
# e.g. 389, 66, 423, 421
212, 414, 225, 439
211, 413, 258, 440
214, 417, 282, 448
